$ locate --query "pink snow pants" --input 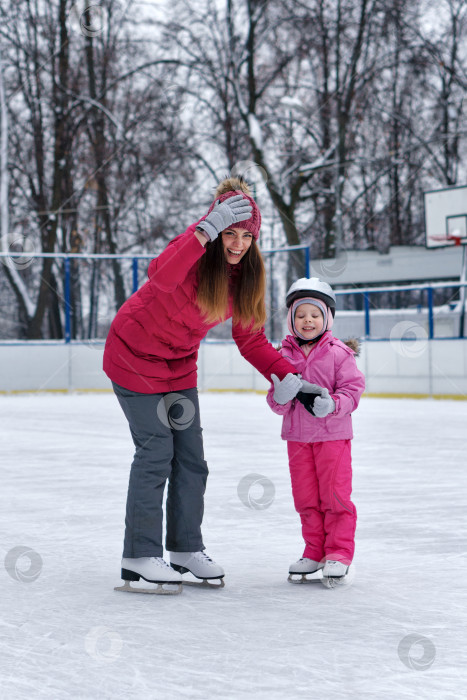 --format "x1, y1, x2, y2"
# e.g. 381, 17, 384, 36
287, 439, 356, 565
